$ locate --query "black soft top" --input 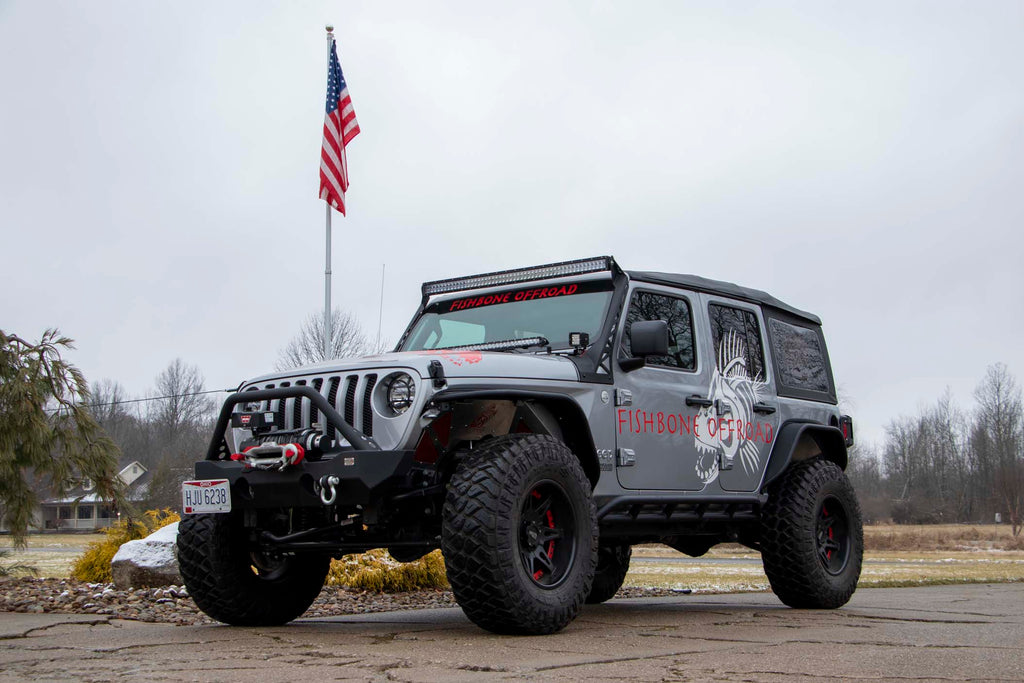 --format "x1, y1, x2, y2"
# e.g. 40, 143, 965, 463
626, 271, 821, 325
